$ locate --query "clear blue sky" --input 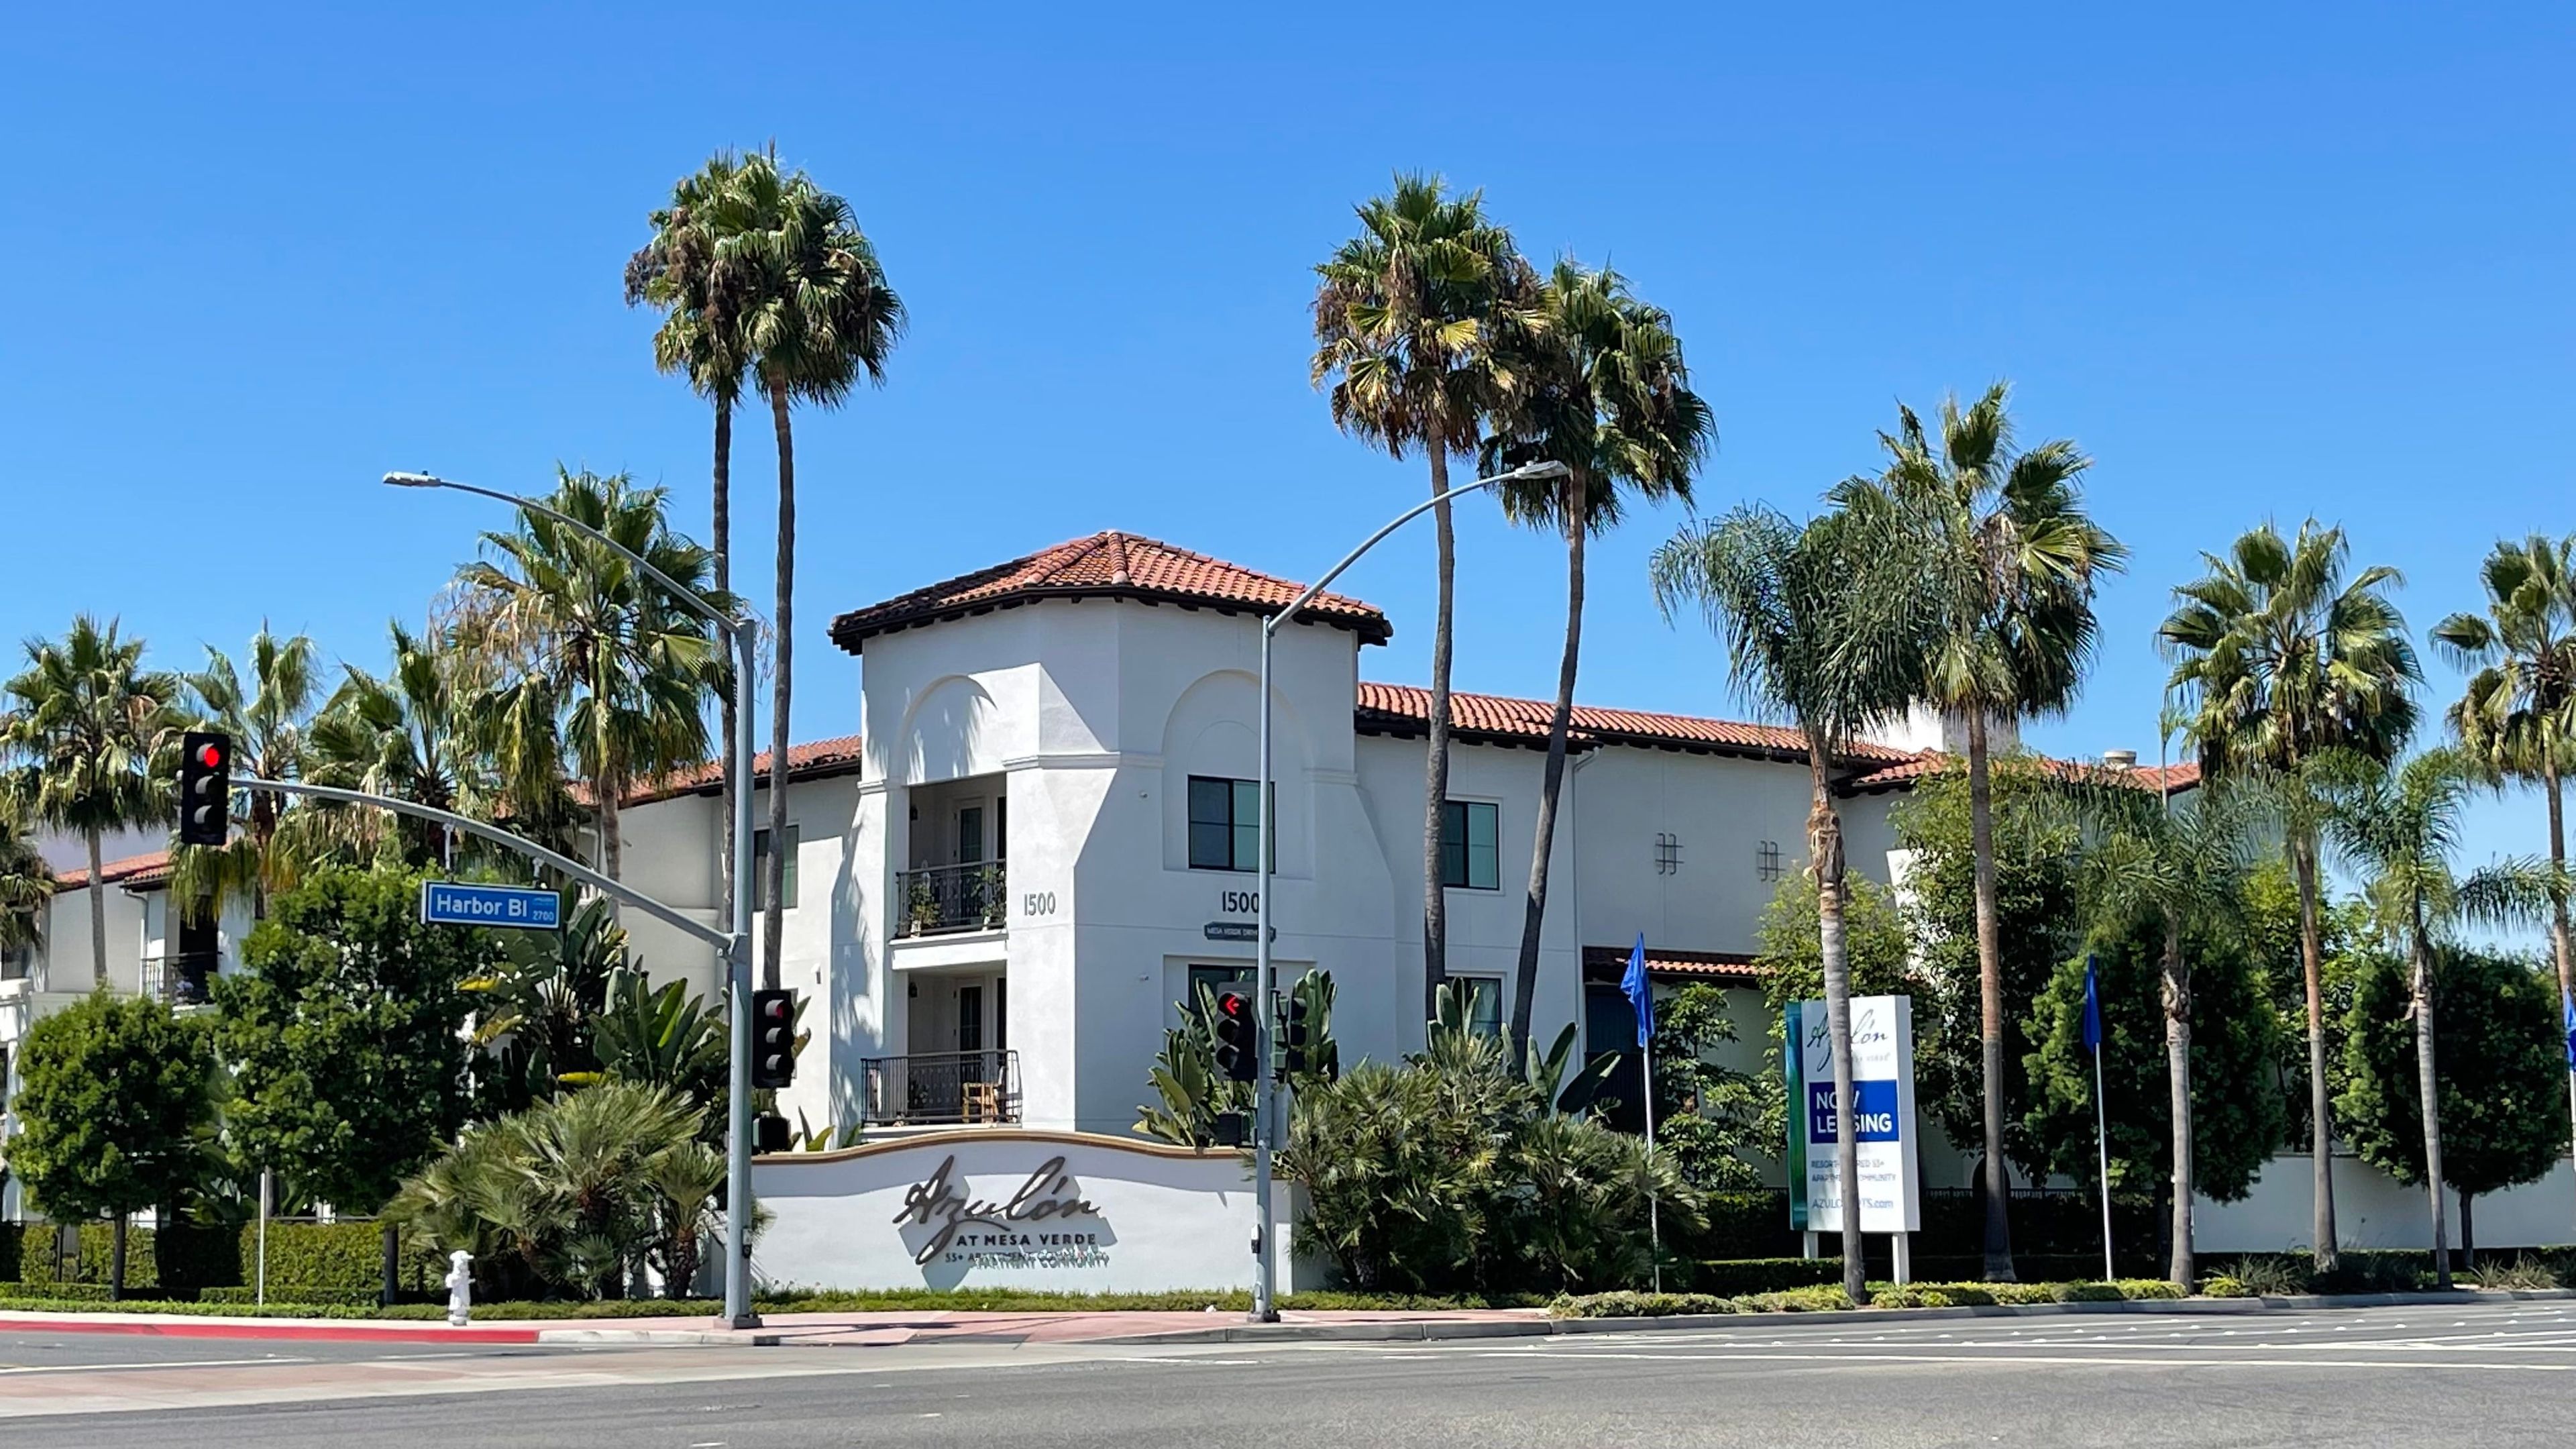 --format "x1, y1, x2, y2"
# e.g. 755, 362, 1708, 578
5, 4, 2570, 886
